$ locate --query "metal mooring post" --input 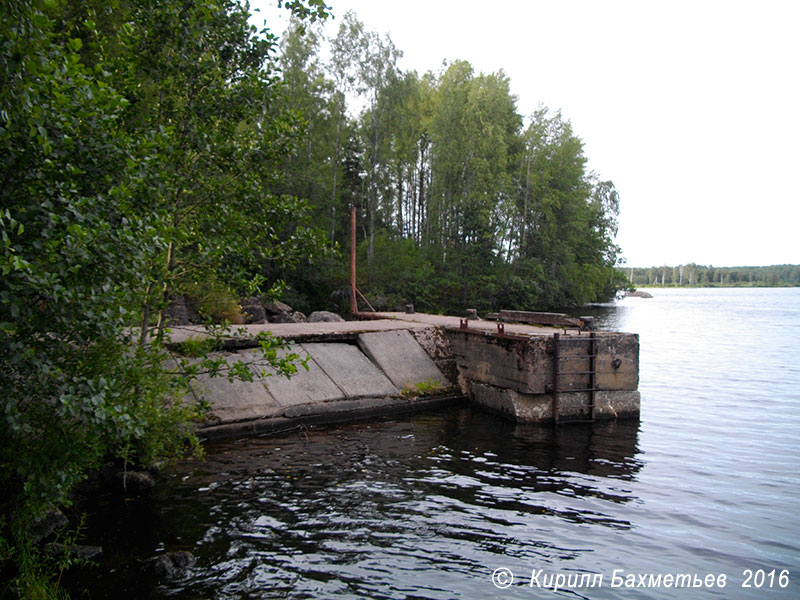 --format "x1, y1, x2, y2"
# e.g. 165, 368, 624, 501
552, 333, 560, 423
350, 206, 357, 314
589, 331, 597, 421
